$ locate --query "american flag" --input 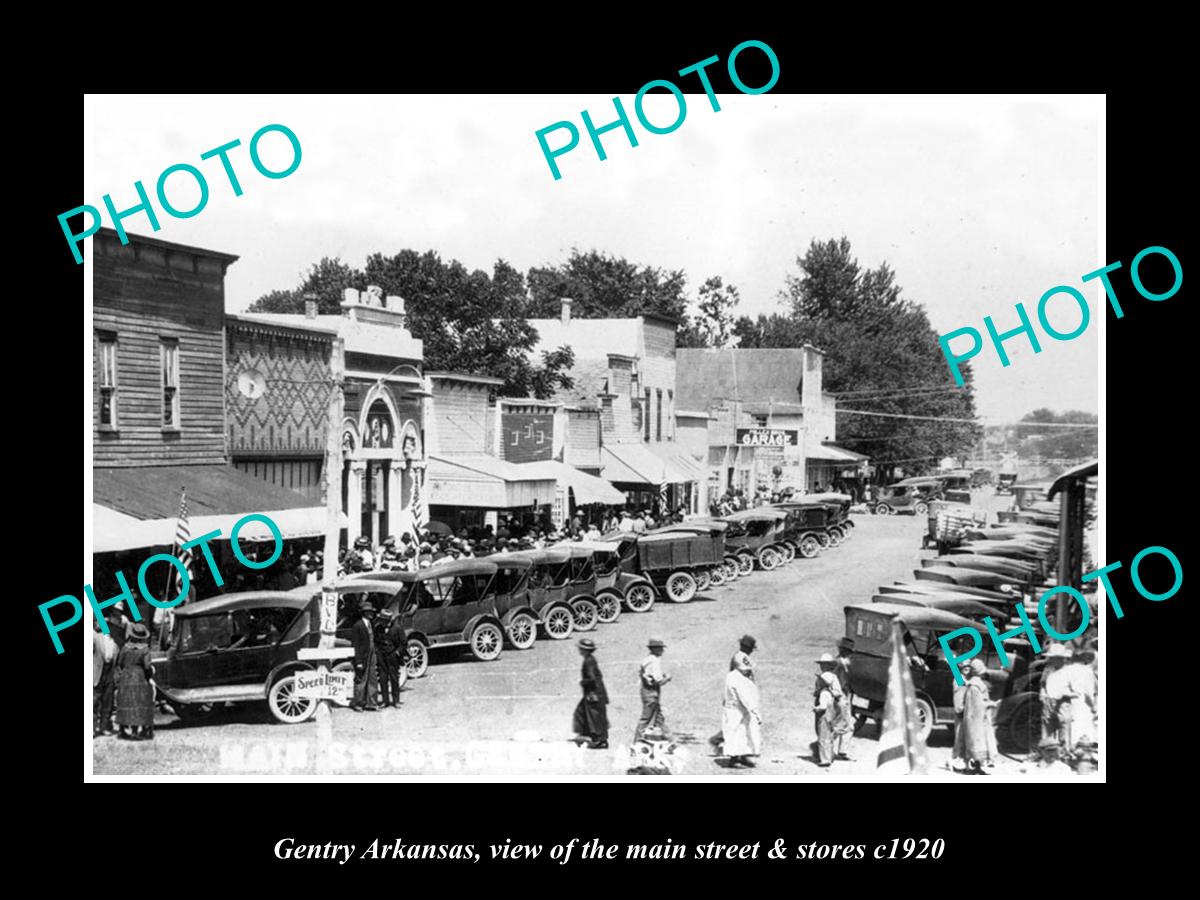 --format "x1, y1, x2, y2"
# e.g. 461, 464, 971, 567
876, 619, 929, 773
173, 486, 193, 600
